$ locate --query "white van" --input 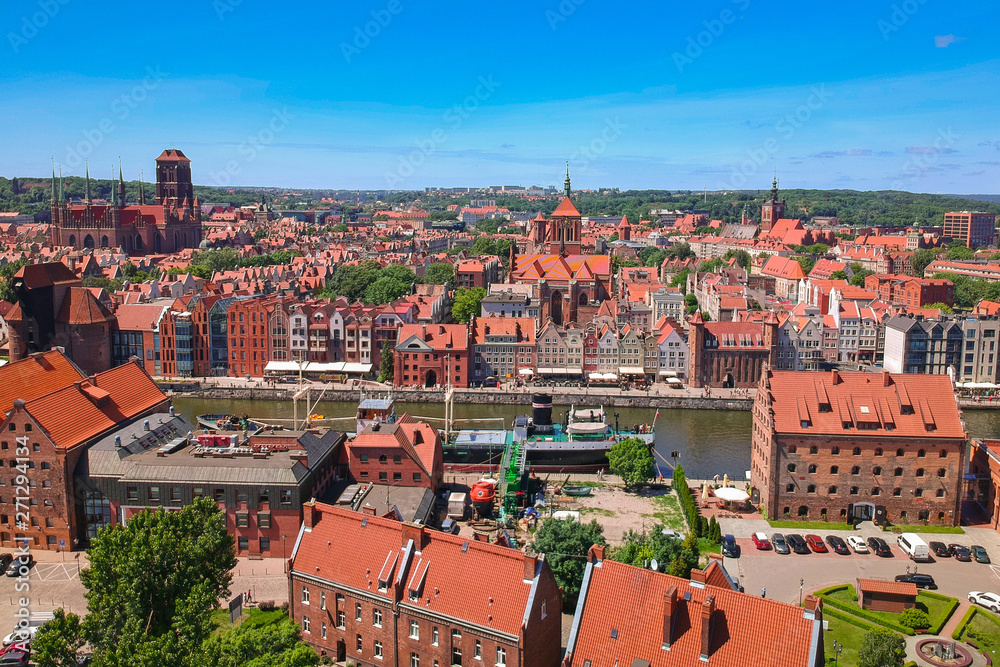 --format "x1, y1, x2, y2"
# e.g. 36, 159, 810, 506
897, 533, 930, 561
